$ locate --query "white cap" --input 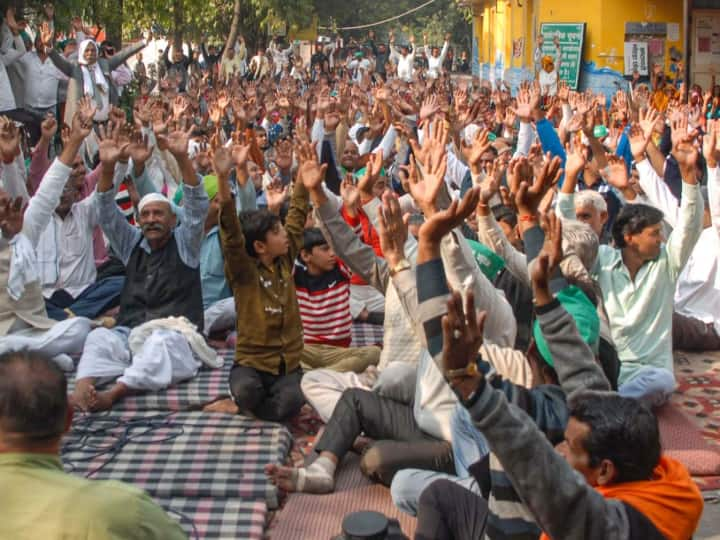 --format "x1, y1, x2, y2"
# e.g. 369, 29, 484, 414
138, 193, 172, 214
